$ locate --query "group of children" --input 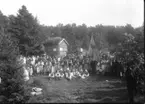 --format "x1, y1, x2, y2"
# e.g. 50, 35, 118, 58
20, 52, 115, 81
21, 54, 91, 81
